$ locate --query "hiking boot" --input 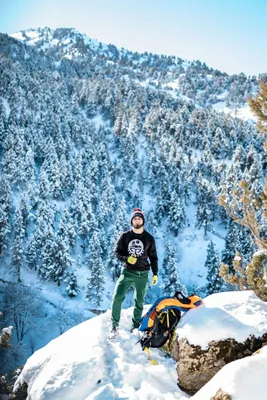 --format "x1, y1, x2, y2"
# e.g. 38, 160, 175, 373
109, 325, 119, 339
130, 325, 139, 333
